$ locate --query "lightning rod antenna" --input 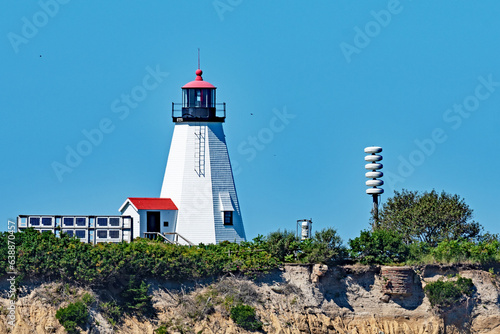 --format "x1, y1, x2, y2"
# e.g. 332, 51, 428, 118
198, 48, 200, 69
